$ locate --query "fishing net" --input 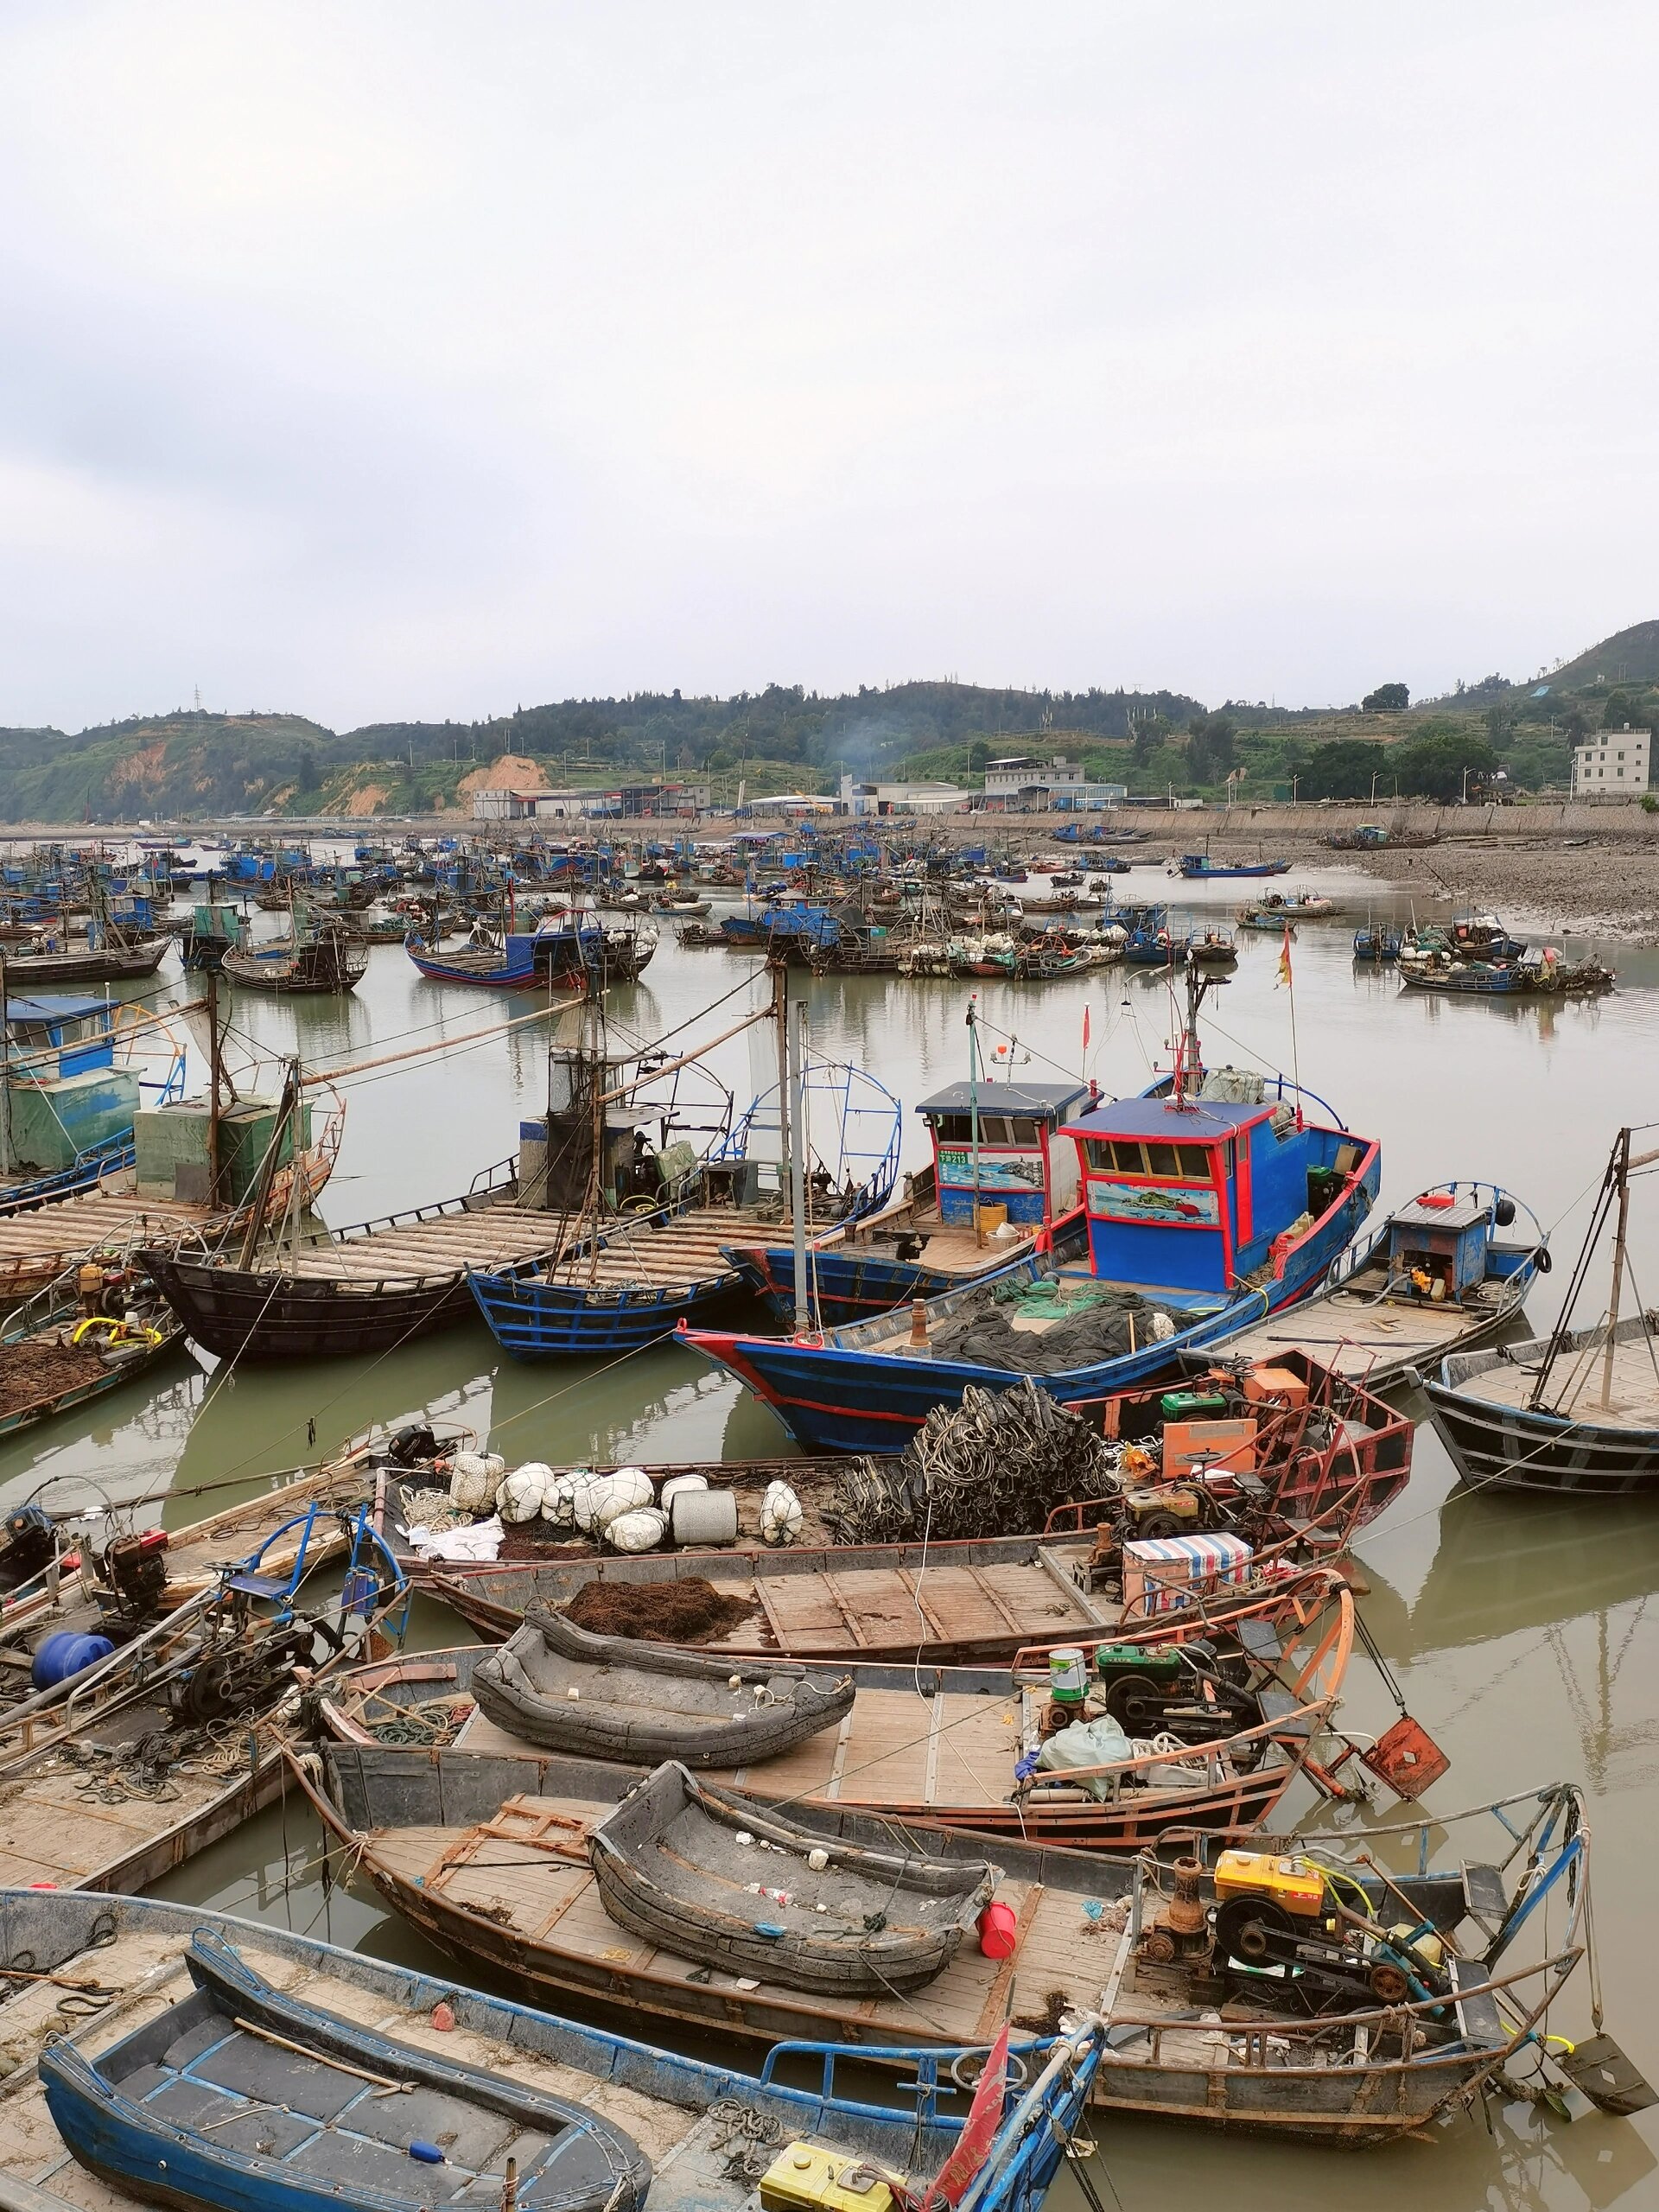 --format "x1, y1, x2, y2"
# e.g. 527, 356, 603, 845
823, 1380, 1120, 1546
944, 1284, 1175, 1376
